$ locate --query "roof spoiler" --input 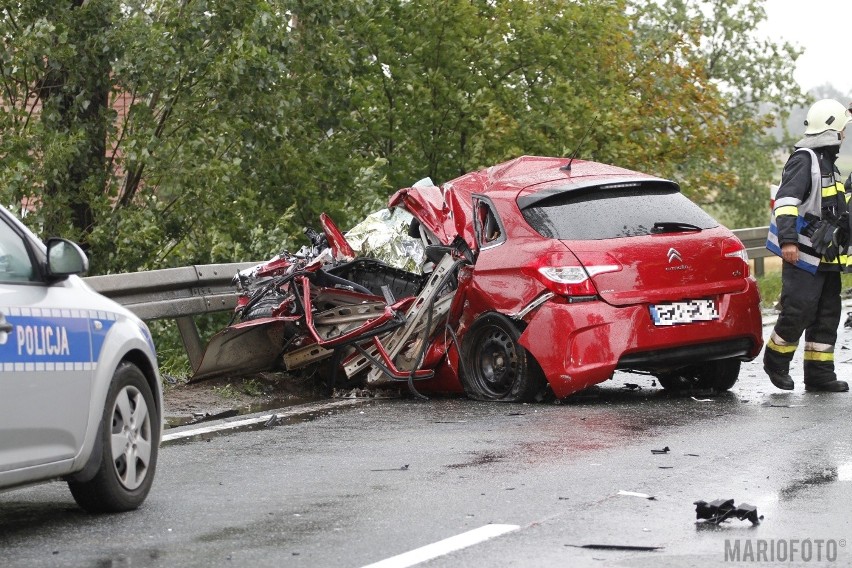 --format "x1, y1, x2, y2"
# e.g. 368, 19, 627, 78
516, 177, 679, 209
